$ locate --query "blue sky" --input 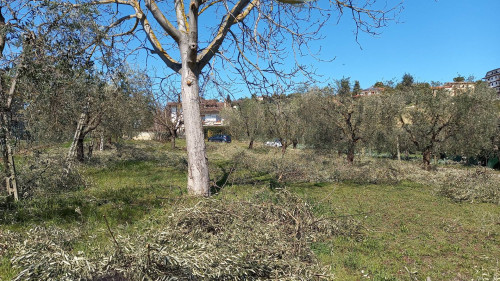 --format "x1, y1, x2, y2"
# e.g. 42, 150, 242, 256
123, 0, 499, 98
309, 0, 500, 88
